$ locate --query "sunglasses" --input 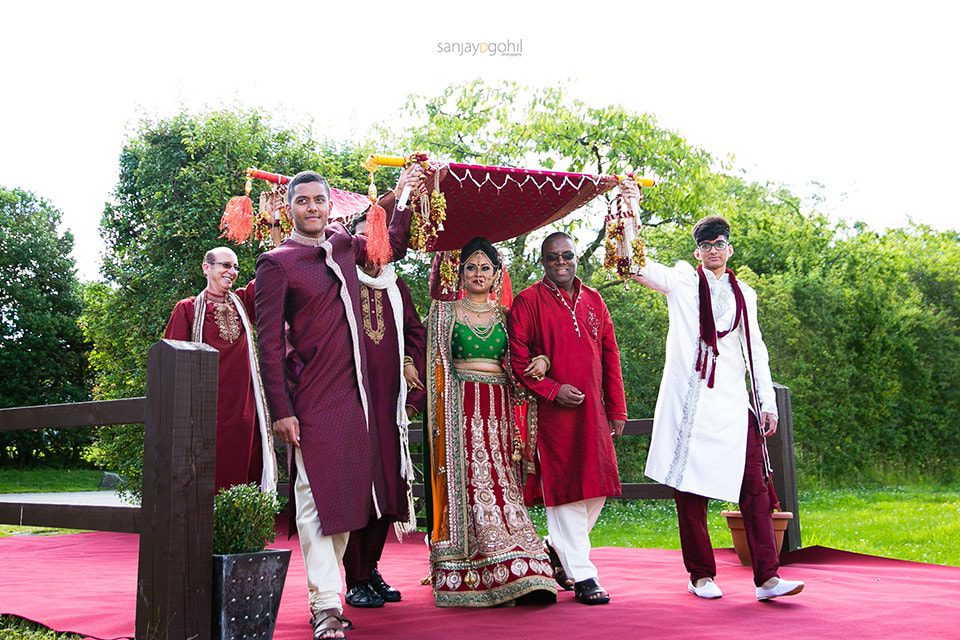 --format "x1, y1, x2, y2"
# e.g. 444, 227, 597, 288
208, 260, 240, 272
544, 251, 576, 262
